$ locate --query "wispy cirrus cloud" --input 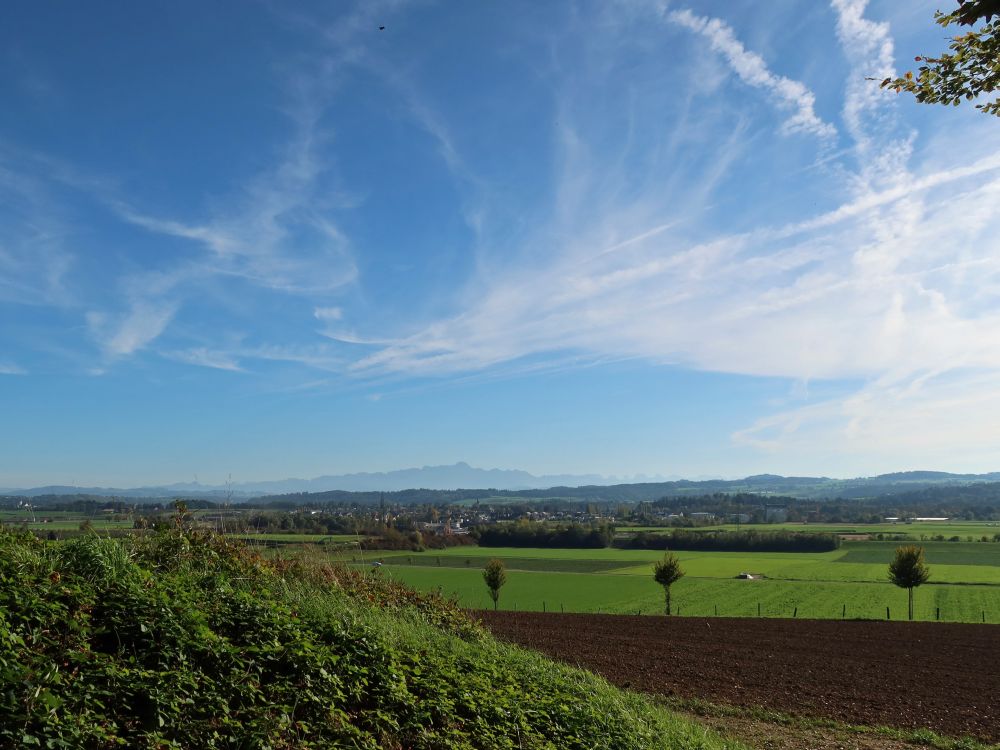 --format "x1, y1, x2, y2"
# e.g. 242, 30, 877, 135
733, 368, 1000, 473
114, 107, 358, 296
727, 0, 1000, 465
667, 8, 837, 140
313, 306, 343, 322
0, 155, 75, 307
335, 0, 1000, 469
831, 0, 899, 168
3, 1, 411, 374
351, 150, 1000, 381
80, 24, 369, 363
86, 301, 178, 358
163, 347, 244, 372
5, 0, 1000, 474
